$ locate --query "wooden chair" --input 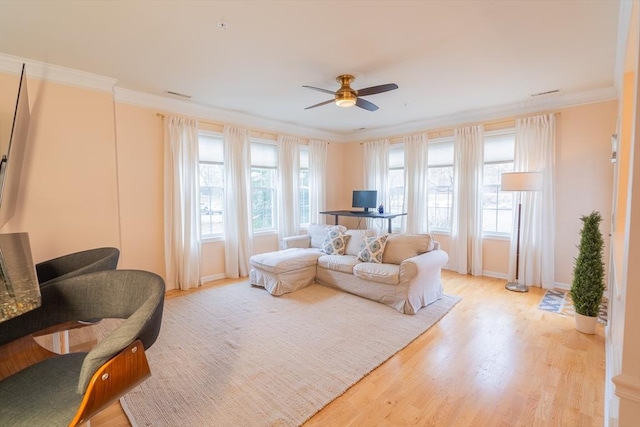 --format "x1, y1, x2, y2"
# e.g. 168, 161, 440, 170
0, 269, 165, 426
